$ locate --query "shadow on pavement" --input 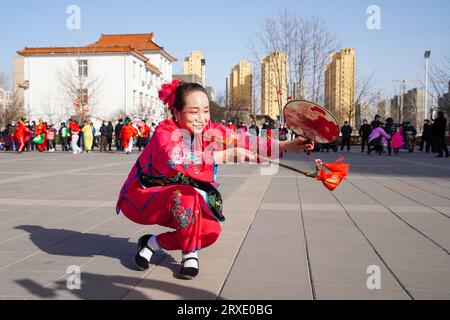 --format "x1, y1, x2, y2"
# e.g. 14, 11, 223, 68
15, 225, 145, 268
14, 225, 203, 298
15, 272, 217, 300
